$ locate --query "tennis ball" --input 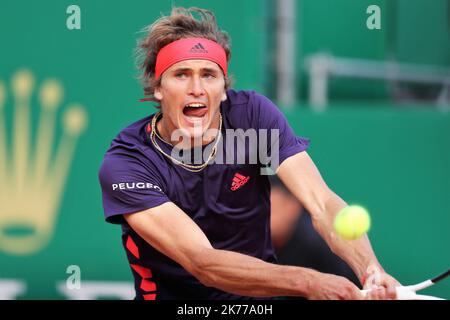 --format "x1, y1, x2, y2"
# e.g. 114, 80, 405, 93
334, 205, 371, 240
